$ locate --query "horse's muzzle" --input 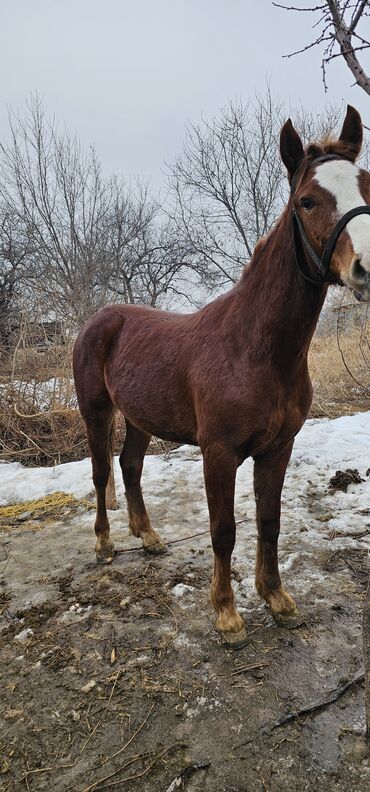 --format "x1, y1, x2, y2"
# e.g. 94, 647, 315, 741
349, 256, 370, 301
